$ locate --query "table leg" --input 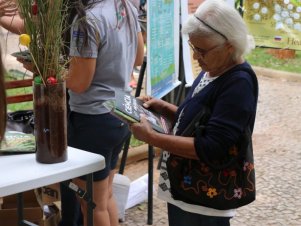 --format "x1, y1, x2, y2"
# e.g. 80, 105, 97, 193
17, 193, 24, 226
17, 193, 38, 226
86, 173, 94, 226
147, 145, 153, 225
